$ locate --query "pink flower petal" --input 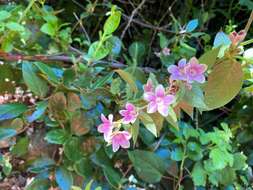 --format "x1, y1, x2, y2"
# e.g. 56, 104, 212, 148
112, 142, 120, 152
144, 92, 156, 102
163, 95, 175, 105
155, 85, 165, 98
126, 103, 135, 111
158, 104, 169, 117
147, 101, 158, 113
